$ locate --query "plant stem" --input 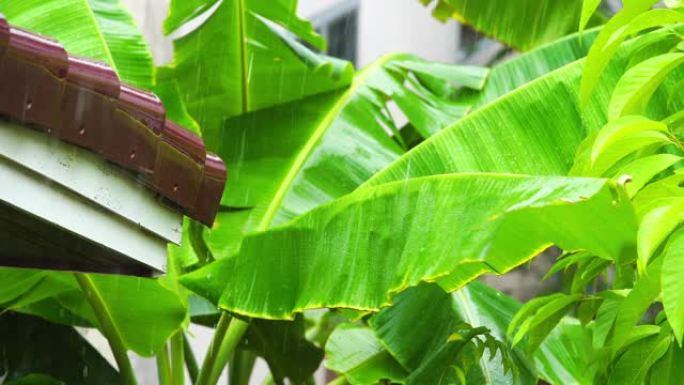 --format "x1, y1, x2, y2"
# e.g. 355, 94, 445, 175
196, 312, 232, 385
207, 317, 250, 385
327, 376, 349, 385
228, 349, 256, 385
157, 344, 171, 385
183, 333, 199, 384
73, 273, 138, 385
170, 331, 185, 385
